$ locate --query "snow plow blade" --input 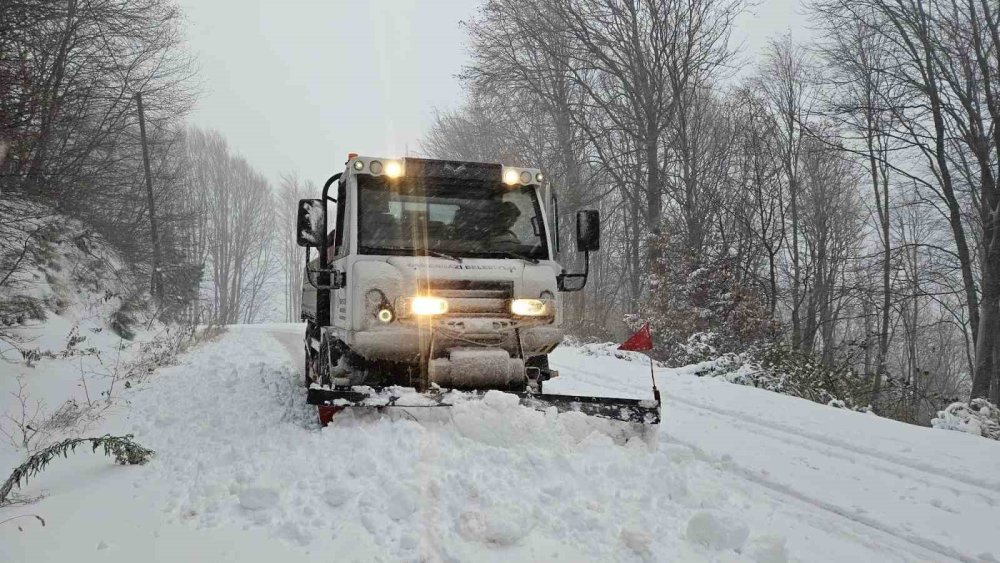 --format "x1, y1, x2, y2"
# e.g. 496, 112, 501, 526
518, 393, 660, 424
306, 386, 660, 424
